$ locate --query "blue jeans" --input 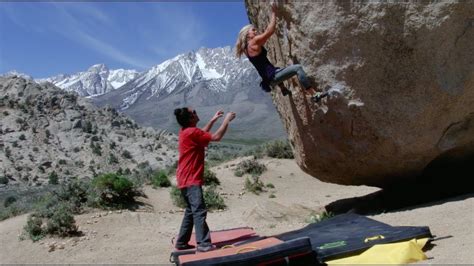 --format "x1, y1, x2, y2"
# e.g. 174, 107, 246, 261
271, 64, 311, 90
175, 185, 211, 248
